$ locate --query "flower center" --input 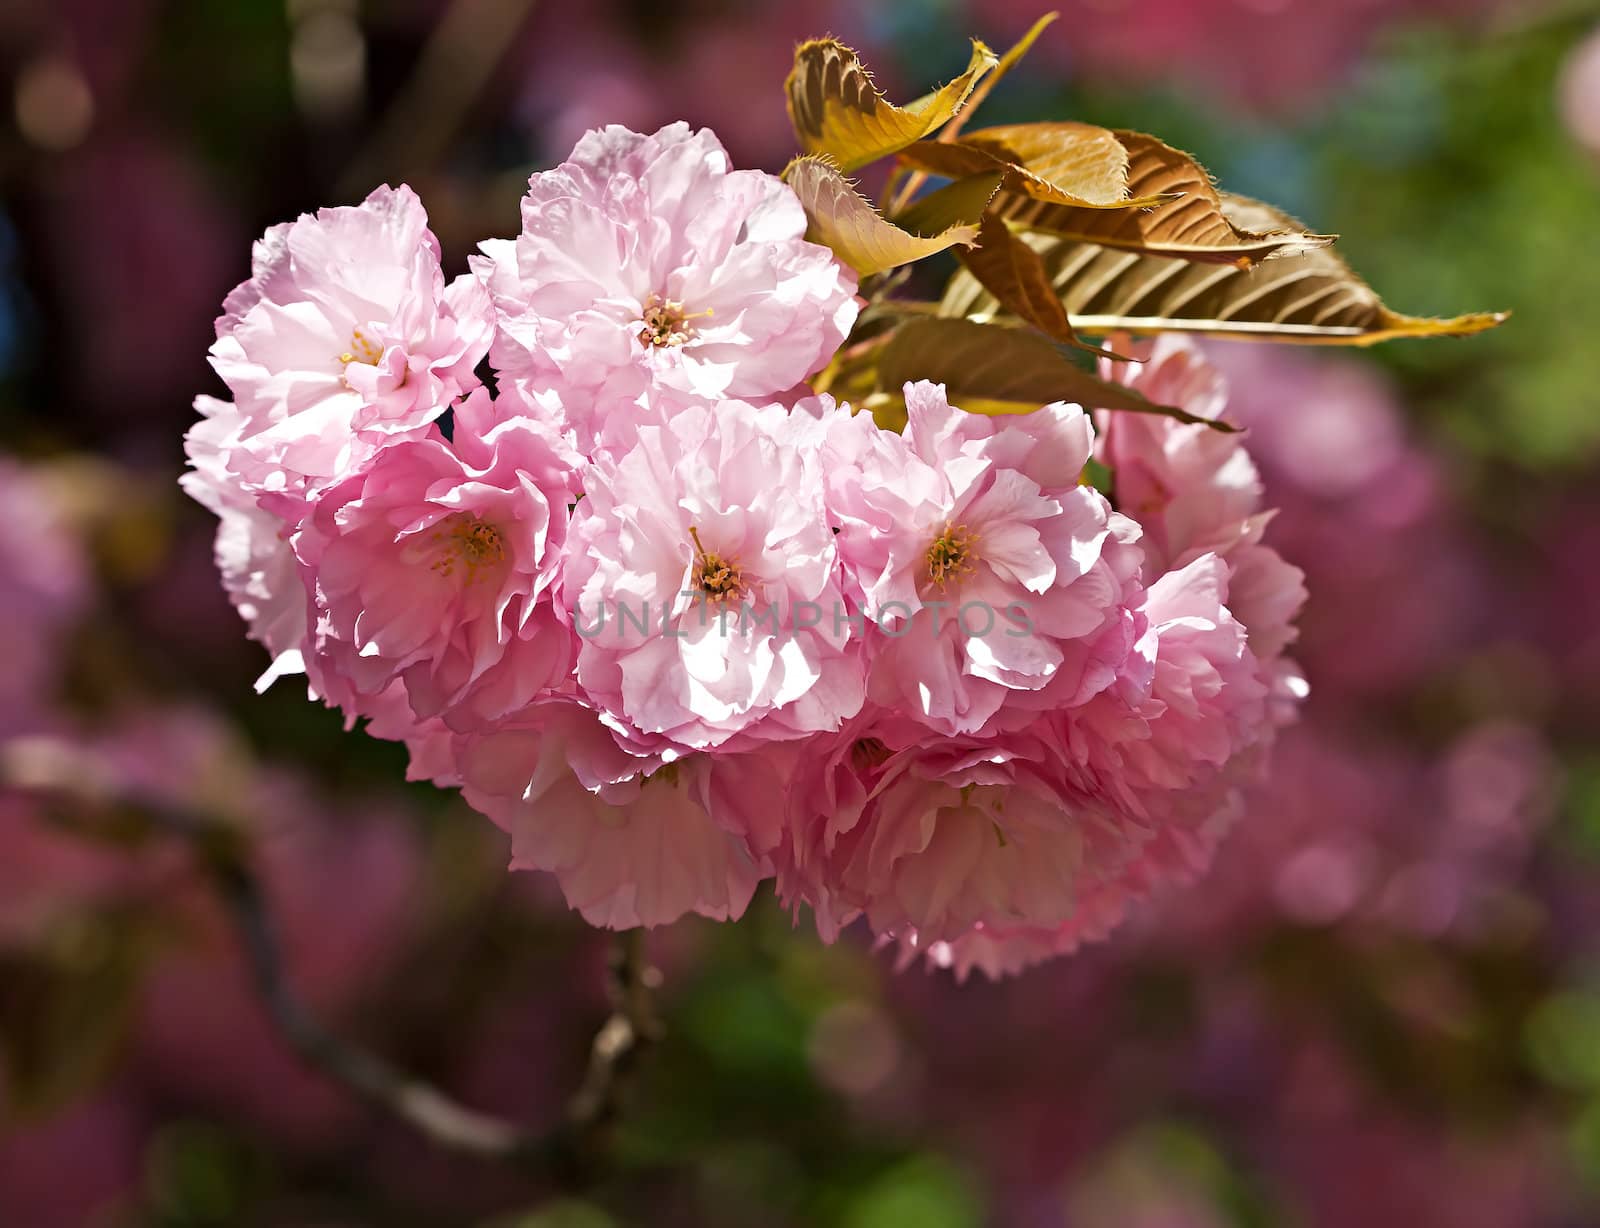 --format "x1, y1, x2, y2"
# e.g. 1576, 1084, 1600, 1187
926, 520, 977, 589
688, 526, 746, 604
430, 514, 506, 582
850, 737, 892, 773
637, 293, 710, 348
643, 761, 682, 788
338, 326, 383, 368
